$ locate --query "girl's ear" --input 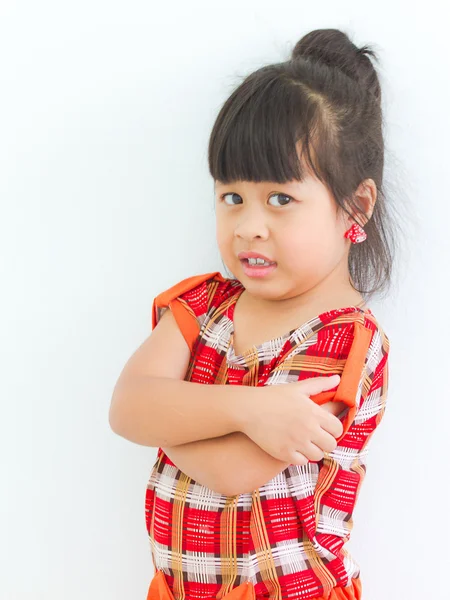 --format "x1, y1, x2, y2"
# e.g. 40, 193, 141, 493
344, 178, 377, 228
